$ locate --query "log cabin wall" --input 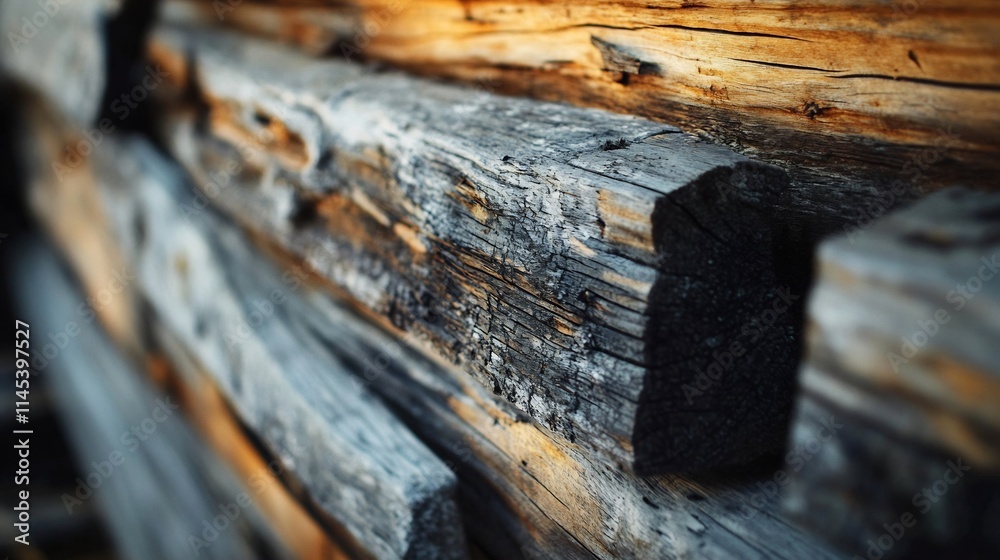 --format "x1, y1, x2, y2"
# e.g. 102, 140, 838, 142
0, 1, 997, 559
165, 0, 1000, 230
